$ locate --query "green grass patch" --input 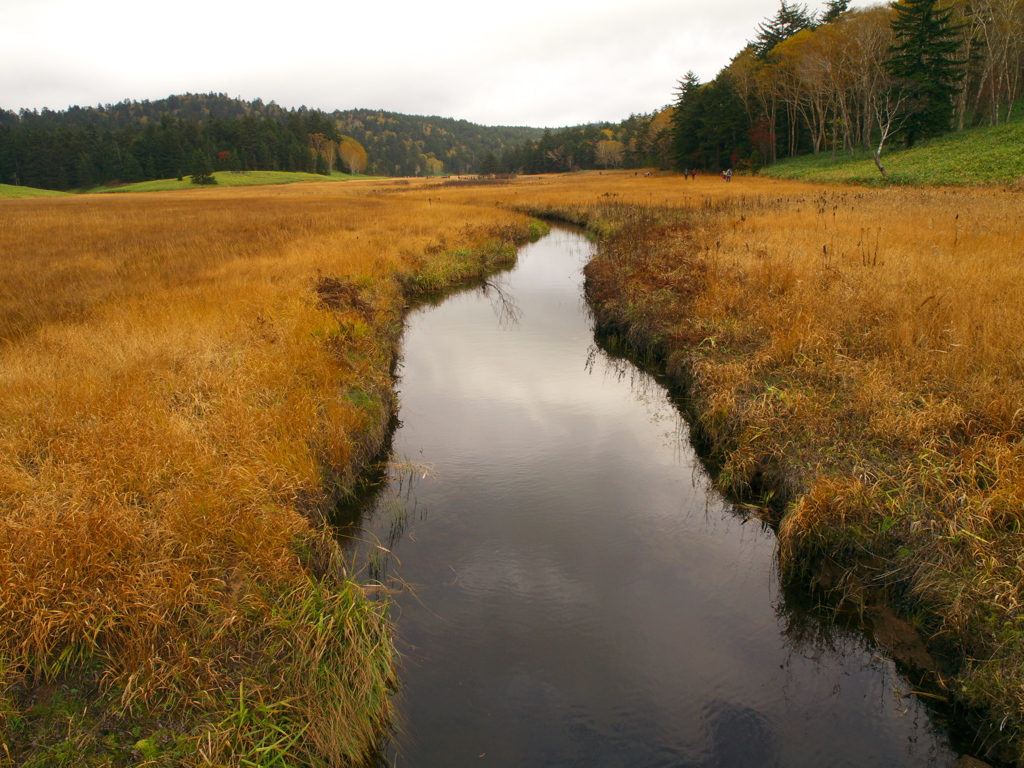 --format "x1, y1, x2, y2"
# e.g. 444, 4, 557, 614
400, 220, 545, 297
762, 115, 1024, 187
88, 170, 374, 194
0, 184, 71, 199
